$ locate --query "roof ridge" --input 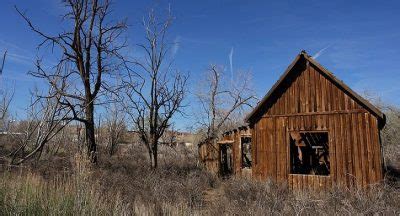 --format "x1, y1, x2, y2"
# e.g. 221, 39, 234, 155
245, 51, 385, 125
